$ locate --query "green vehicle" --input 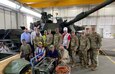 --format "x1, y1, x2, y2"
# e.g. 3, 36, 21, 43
4, 59, 31, 74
